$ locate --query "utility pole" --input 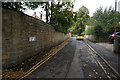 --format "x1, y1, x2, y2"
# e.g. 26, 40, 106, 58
114, 0, 117, 53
